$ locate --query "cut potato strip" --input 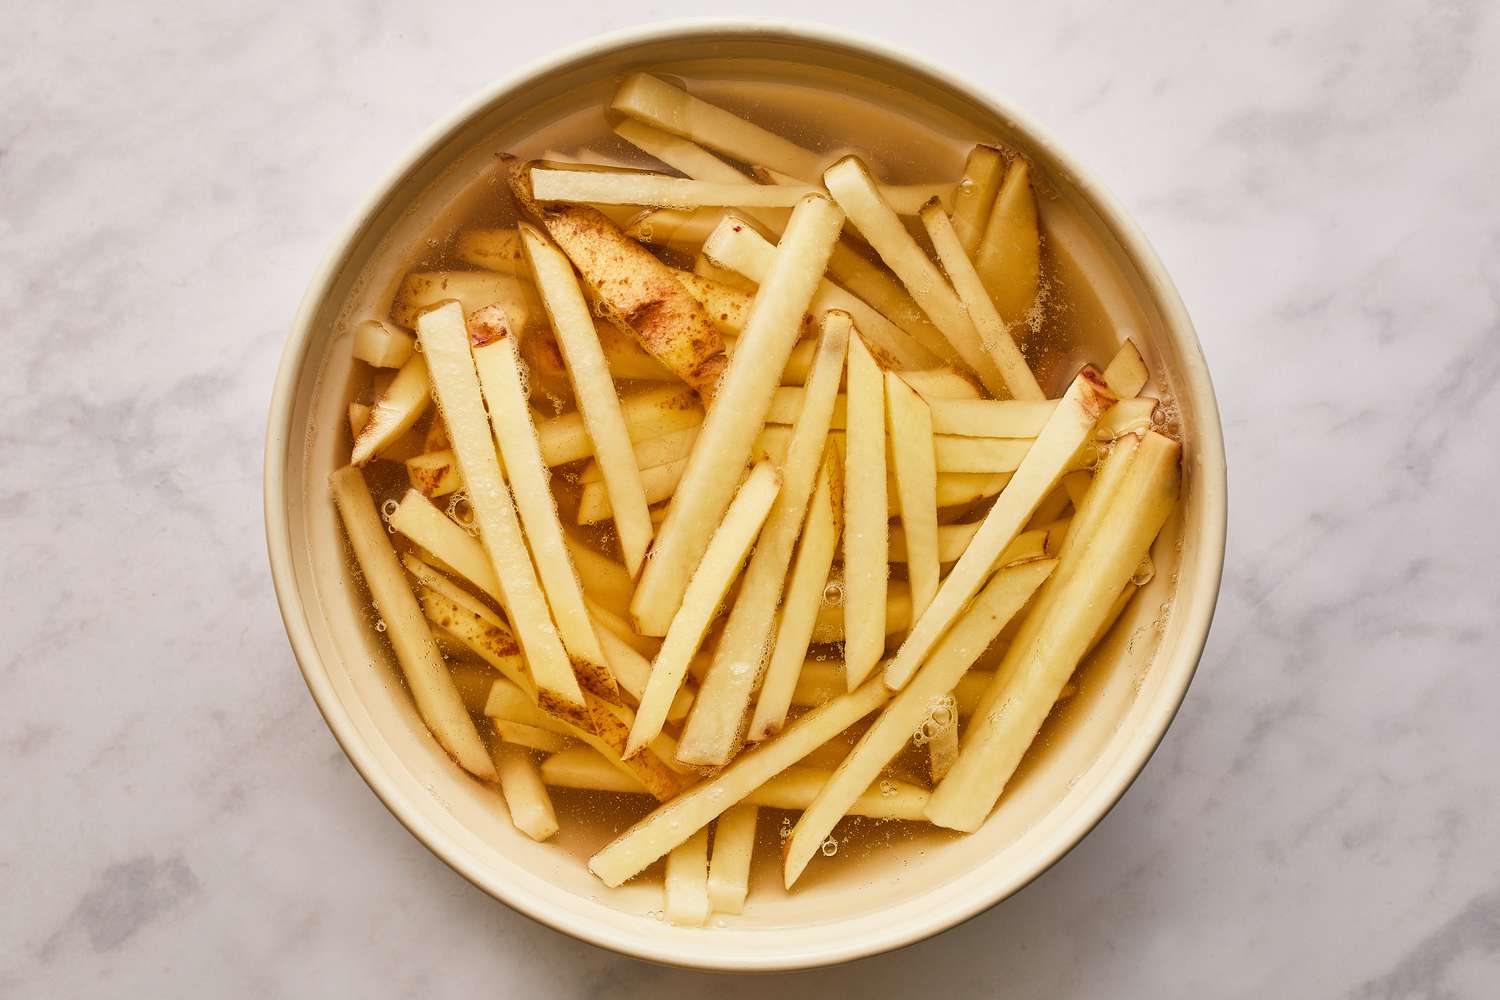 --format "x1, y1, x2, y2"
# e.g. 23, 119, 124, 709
627, 461, 781, 756
328, 466, 495, 779
824, 157, 1008, 394
885, 372, 940, 619
884, 370, 1117, 690
1097, 397, 1159, 440
925, 397, 1057, 437
531, 168, 818, 208
579, 426, 699, 484
593, 612, 692, 722
520, 224, 655, 574
813, 580, 911, 644
421, 587, 531, 694
625, 206, 725, 248
631, 196, 845, 636
542, 746, 649, 793
927, 709, 959, 783
665, 829, 712, 927
351, 354, 430, 466
611, 72, 828, 181
390, 271, 535, 331
1103, 338, 1149, 398
677, 314, 850, 766
453, 228, 527, 274
490, 742, 559, 842
892, 366, 983, 400
949, 144, 1005, 256
673, 271, 764, 338
702, 218, 940, 371
535, 385, 702, 467
416, 302, 590, 724
888, 520, 1047, 566
973, 158, 1040, 330
841, 334, 889, 688
513, 165, 729, 399
576, 459, 683, 523
926, 432, 1180, 831
353, 319, 415, 368
595, 319, 676, 381
747, 454, 841, 741
348, 401, 369, 438
470, 309, 614, 691
563, 533, 634, 619
707, 803, 758, 915
390, 491, 501, 603
920, 200, 1044, 400
405, 449, 460, 498
589, 679, 888, 887
495, 720, 575, 754
867, 182, 958, 216
824, 244, 956, 364
450, 661, 497, 715
791, 662, 995, 717
783, 559, 1054, 886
